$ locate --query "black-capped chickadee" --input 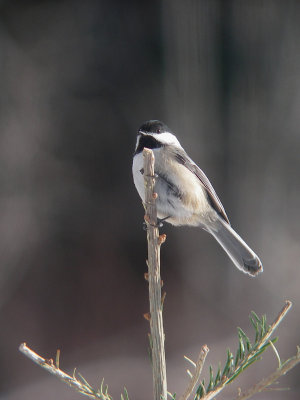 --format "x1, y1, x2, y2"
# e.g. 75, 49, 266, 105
132, 120, 263, 277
